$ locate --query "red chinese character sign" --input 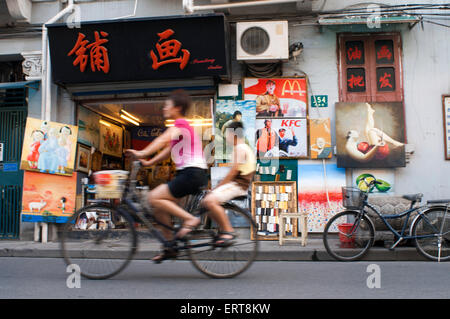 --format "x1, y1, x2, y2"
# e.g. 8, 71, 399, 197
375, 40, 394, 64
67, 31, 110, 74
347, 68, 366, 92
376, 67, 396, 91
47, 14, 229, 84
150, 29, 190, 70
345, 41, 365, 65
